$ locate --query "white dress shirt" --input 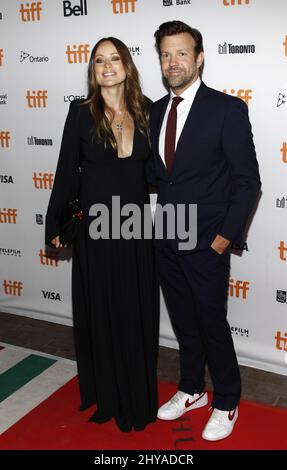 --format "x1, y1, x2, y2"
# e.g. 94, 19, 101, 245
159, 77, 201, 166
